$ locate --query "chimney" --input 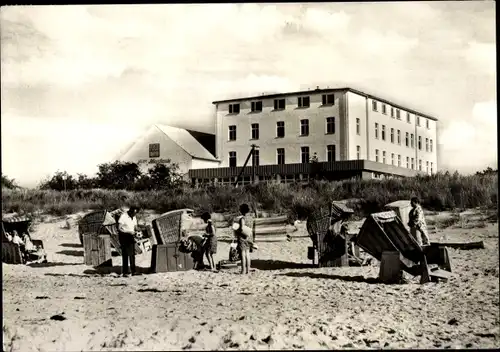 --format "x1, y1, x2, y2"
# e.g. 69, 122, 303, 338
316, 86, 320, 90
